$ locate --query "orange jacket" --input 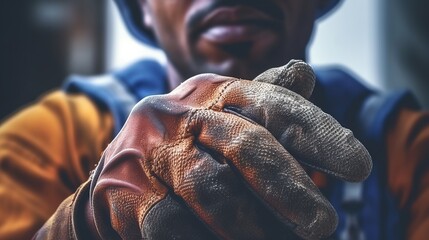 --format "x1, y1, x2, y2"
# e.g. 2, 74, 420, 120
0, 91, 113, 240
